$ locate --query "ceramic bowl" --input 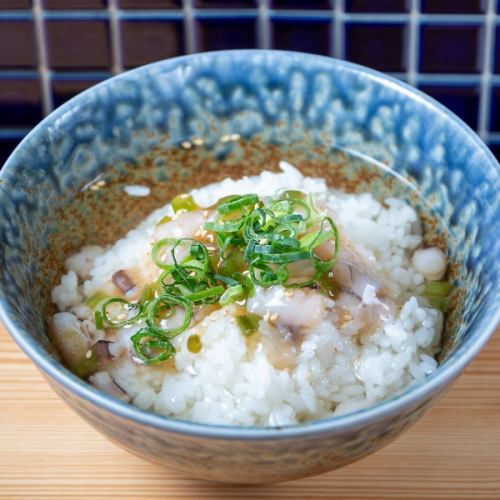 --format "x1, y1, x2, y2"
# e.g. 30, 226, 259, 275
0, 50, 498, 484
